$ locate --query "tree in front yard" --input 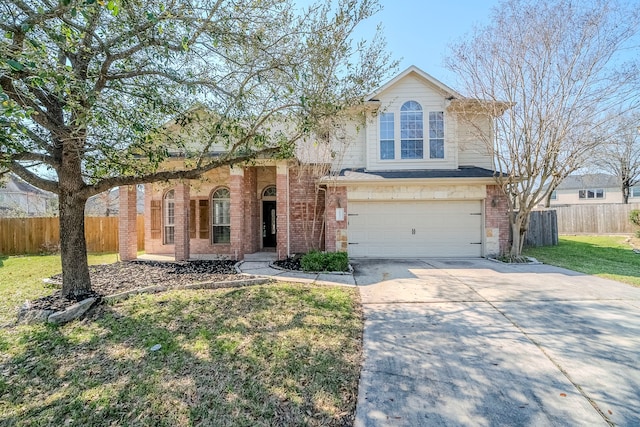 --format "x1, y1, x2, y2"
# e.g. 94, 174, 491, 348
594, 111, 640, 204
0, 0, 395, 298
446, 0, 640, 256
